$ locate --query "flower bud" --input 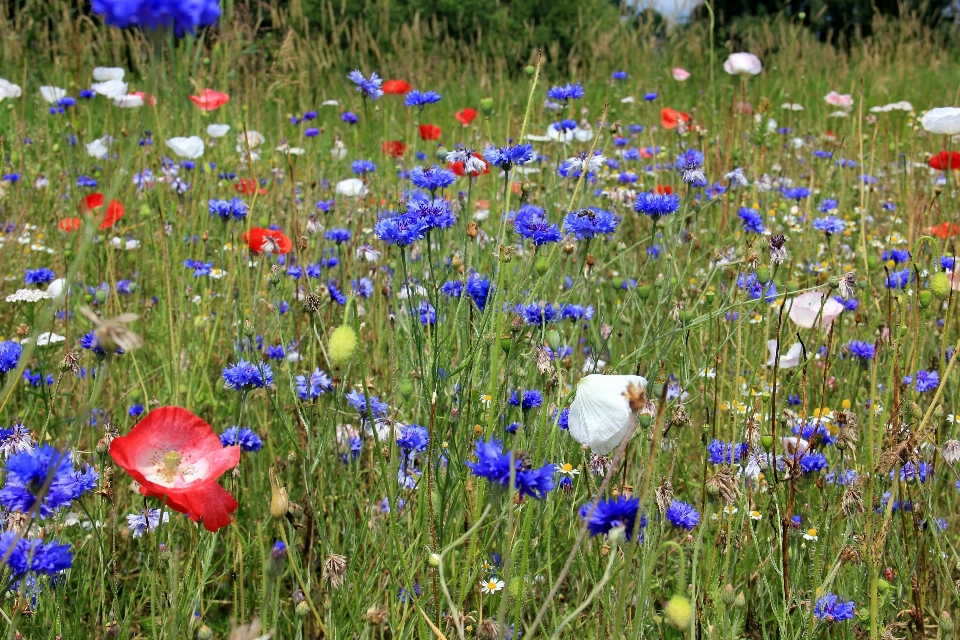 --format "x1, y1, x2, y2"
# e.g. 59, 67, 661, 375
399, 378, 415, 399
918, 289, 933, 309
295, 601, 310, 618
428, 553, 441, 567
733, 592, 745, 608
269, 467, 289, 518
328, 325, 358, 367
524, 65, 535, 76
940, 611, 954, 633
535, 255, 550, 276
545, 329, 561, 352
480, 97, 494, 116
705, 290, 715, 305
760, 435, 773, 450
721, 583, 736, 605
197, 625, 214, 640
786, 280, 799, 293
665, 595, 692, 630
931, 272, 950, 300
756, 266, 770, 283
